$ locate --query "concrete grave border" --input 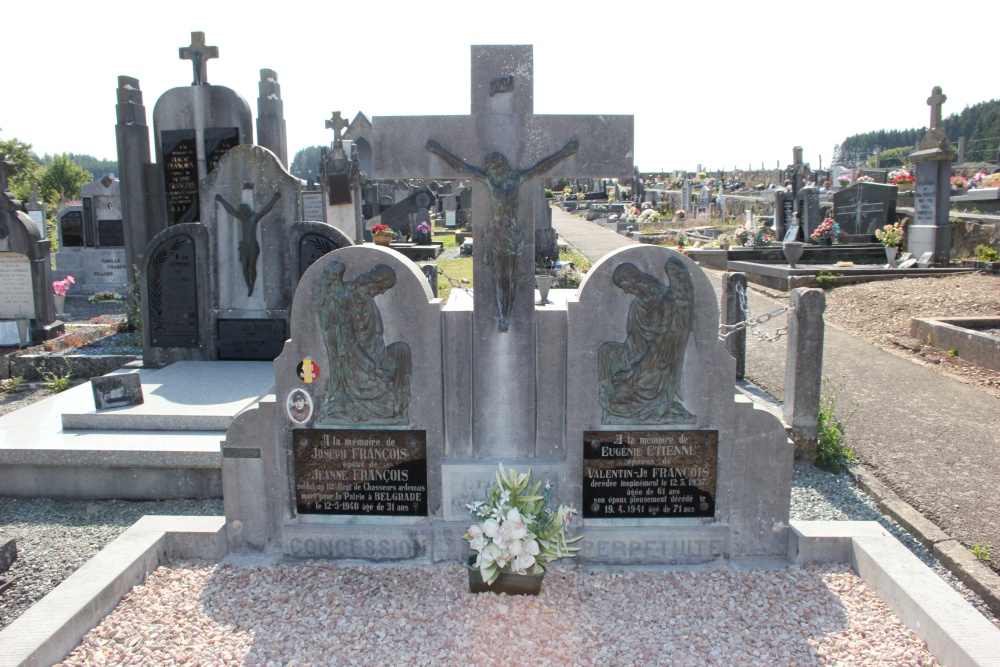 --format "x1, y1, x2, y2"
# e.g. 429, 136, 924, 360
2, 519, 998, 666
0, 516, 225, 667
911, 316, 1000, 372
